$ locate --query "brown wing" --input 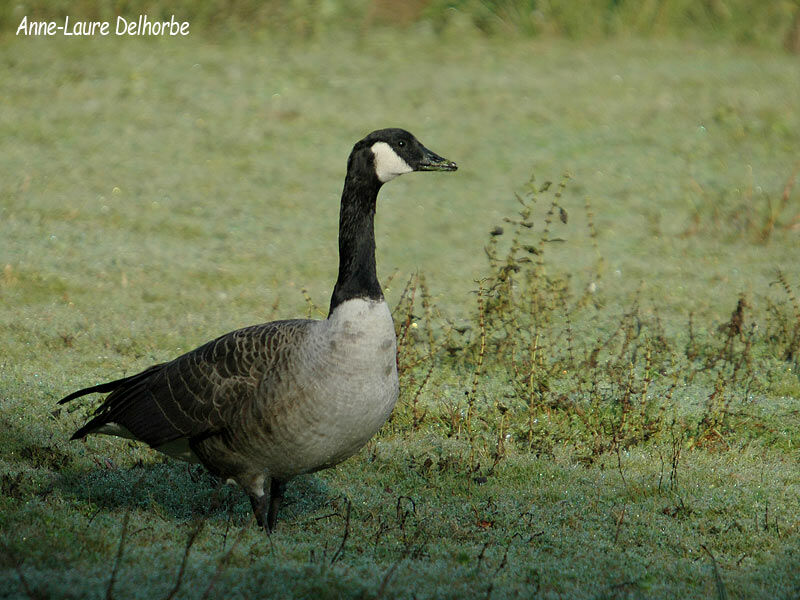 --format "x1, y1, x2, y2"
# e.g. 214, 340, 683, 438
61, 319, 311, 448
